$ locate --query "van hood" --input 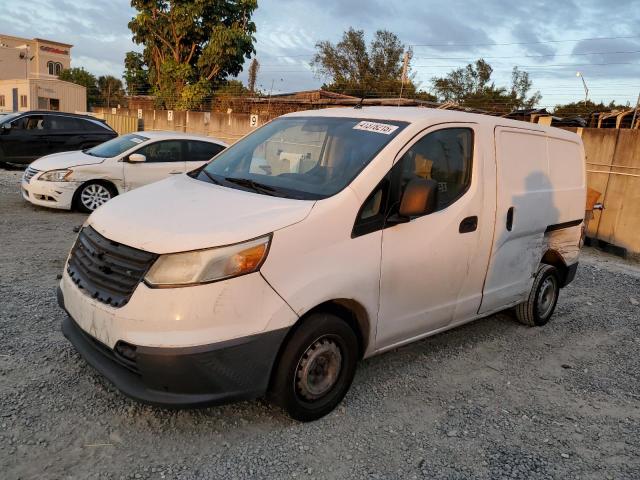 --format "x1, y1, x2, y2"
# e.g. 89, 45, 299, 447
30, 151, 104, 171
88, 174, 315, 254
